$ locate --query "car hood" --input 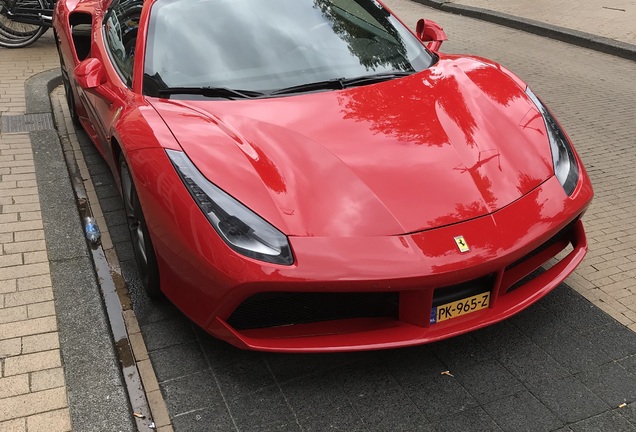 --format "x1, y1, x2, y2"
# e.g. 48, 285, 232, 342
149, 56, 554, 237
